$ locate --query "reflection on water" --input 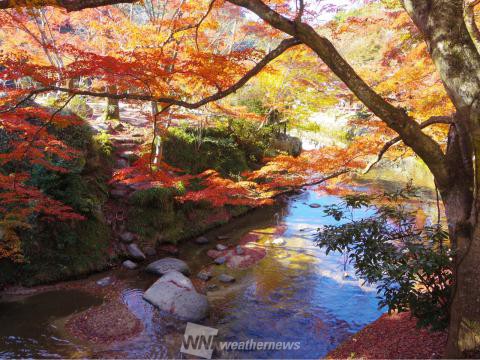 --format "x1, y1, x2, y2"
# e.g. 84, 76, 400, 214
0, 290, 102, 358
0, 186, 435, 359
